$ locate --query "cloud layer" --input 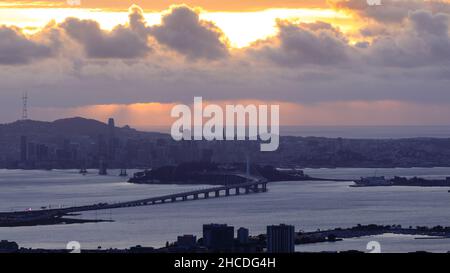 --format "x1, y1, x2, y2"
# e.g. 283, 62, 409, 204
149, 5, 229, 60
250, 20, 352, 66
0, 26, 55, 64
59, 6, 151, 58
1, 2, 450, 126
